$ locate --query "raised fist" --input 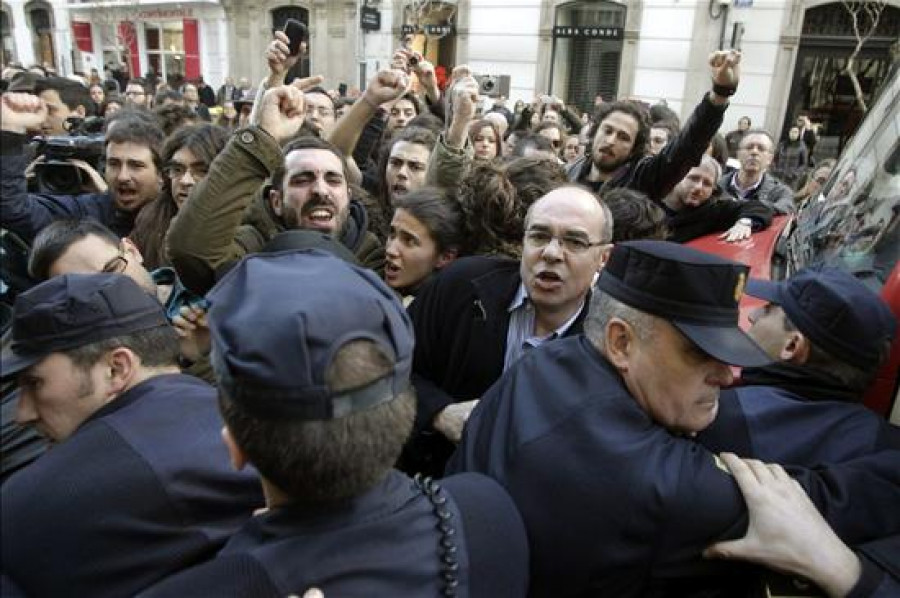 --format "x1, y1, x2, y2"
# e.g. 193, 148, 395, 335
1, 93, 48, 134
258, 85, 306, 144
